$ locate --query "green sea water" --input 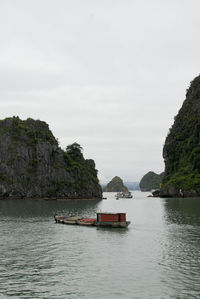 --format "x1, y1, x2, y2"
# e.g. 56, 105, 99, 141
0, 191, 200, 299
